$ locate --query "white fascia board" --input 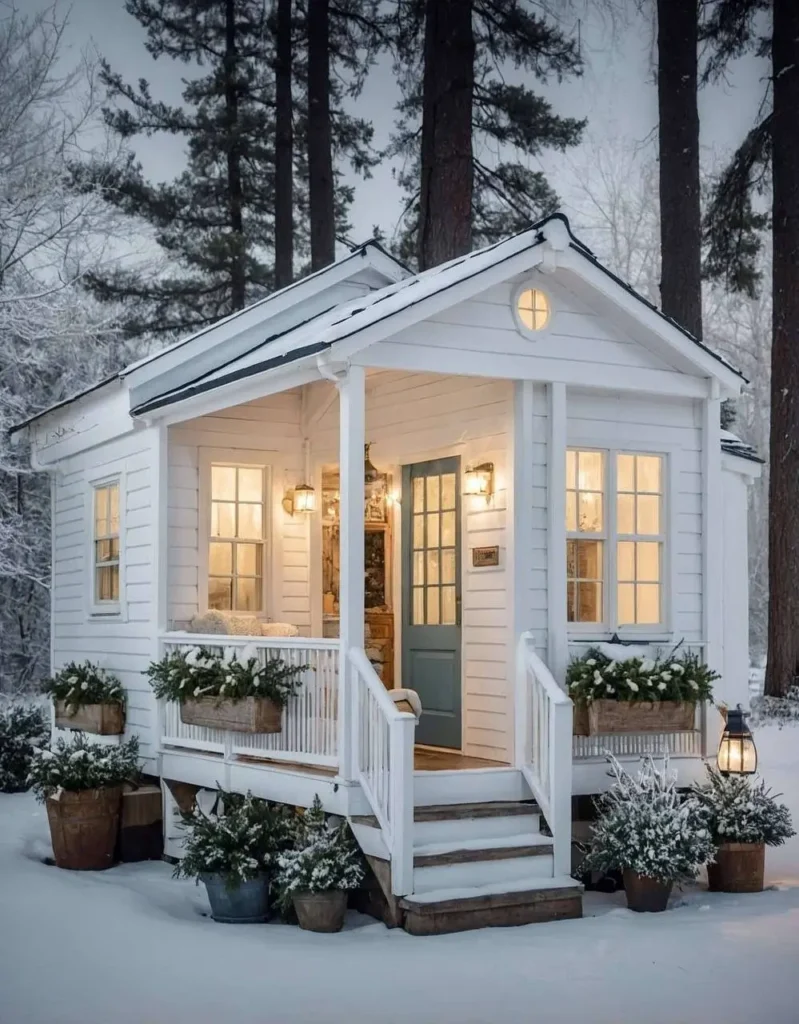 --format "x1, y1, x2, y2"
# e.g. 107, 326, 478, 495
29, 382, 136, 467
722, 451, 763, 479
